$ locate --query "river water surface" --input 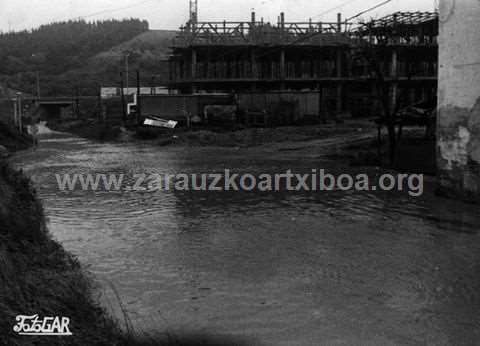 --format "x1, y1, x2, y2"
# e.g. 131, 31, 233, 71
11, 130, 480, 345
